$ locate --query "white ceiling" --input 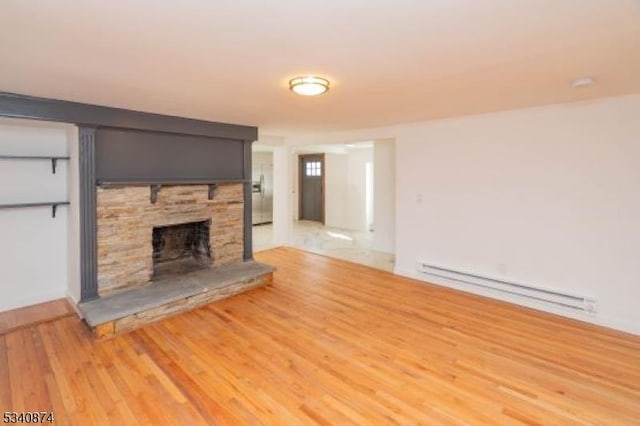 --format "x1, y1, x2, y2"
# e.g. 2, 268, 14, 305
1, 1, 639, 136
